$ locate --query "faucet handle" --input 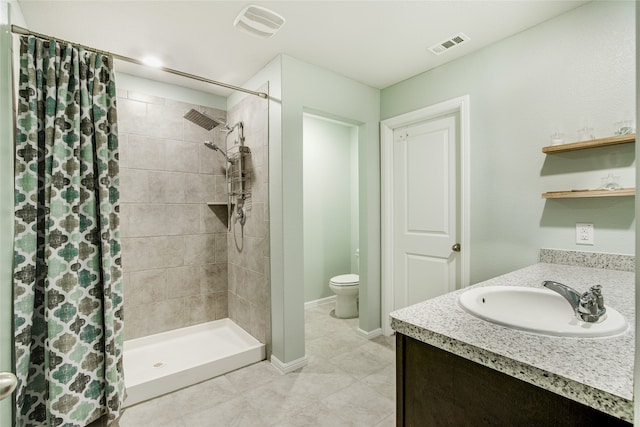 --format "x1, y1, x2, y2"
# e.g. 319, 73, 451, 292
578, 293, 597, 315
589, 285, 605, 310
